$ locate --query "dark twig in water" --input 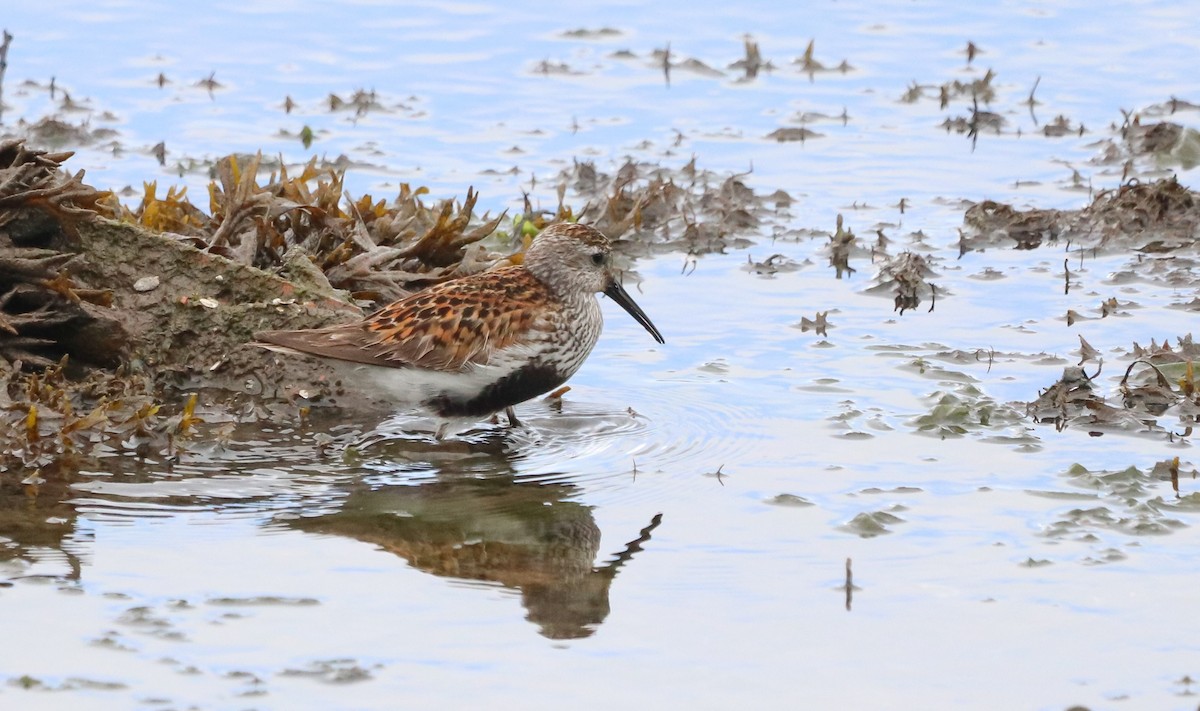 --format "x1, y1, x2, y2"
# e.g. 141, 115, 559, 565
0, 31, 11, 124
661, 42, 671, 87
198, 71, 220, 99
974, 347, 996, 373
844, 557, 854, 611
965, 41, 978, 65
968, 94, 981, 151
1119, 358, 1170, 390
1026, 75, 1041, 125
